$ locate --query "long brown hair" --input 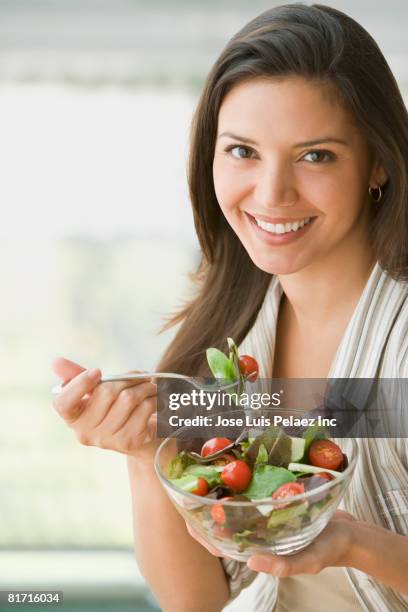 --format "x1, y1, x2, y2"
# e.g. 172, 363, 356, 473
158, 3, 408, 375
